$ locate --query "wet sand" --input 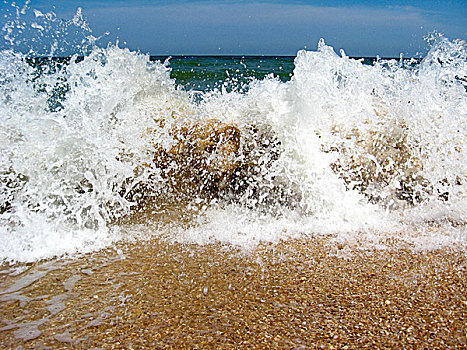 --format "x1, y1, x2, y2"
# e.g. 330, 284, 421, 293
0, 237, 466, 349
